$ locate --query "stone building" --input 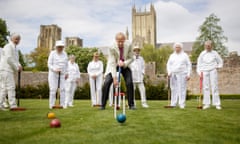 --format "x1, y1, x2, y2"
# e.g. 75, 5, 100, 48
65, 37, 83, 47
132, 4, 157, 47
37, 24, 61, 51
